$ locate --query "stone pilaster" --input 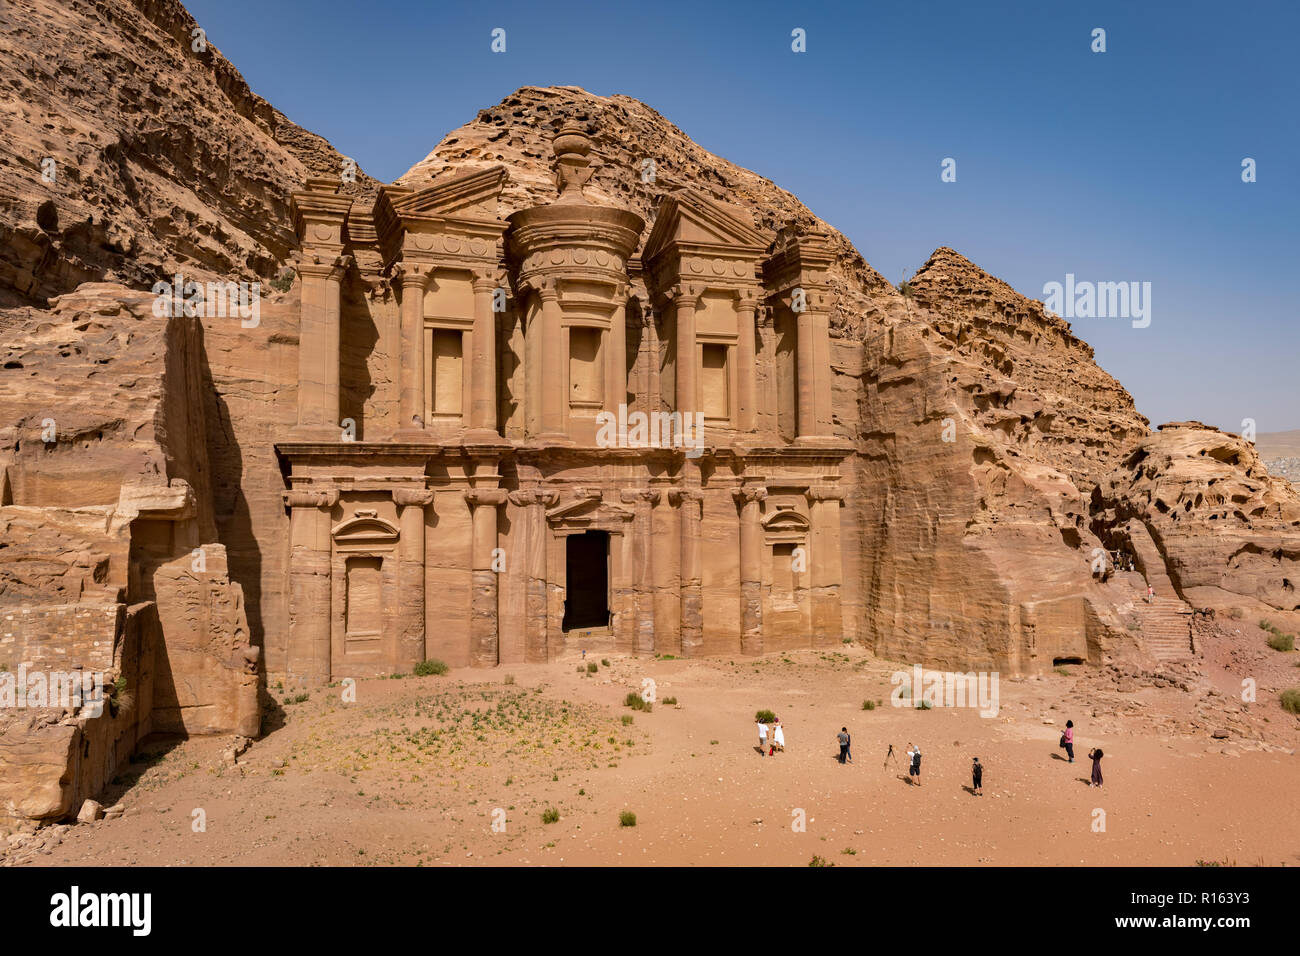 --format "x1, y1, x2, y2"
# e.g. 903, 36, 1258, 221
294, 258, 348, 438
670, 483, 705, 658
394, 263, 432, 439
735, 290, 760, 434
620, 488, 660, 655
807, 484, 844, 645
609, 283, 628, 418
285, 488, 338, 689
734, 483, 767, 655
508, 488, 558, 662
393, 487, 434, 671
465, 488, 508, 666
467, 271, 501, 441
673, 287, 699, 427
537, 281, 567, 442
